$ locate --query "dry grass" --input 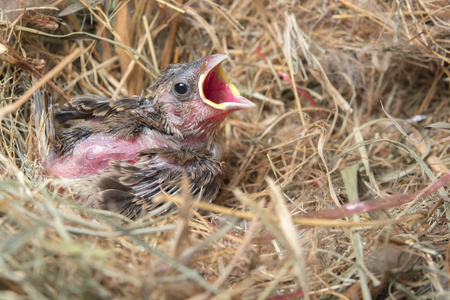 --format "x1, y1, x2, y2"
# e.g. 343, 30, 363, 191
1, 0, 450, 299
